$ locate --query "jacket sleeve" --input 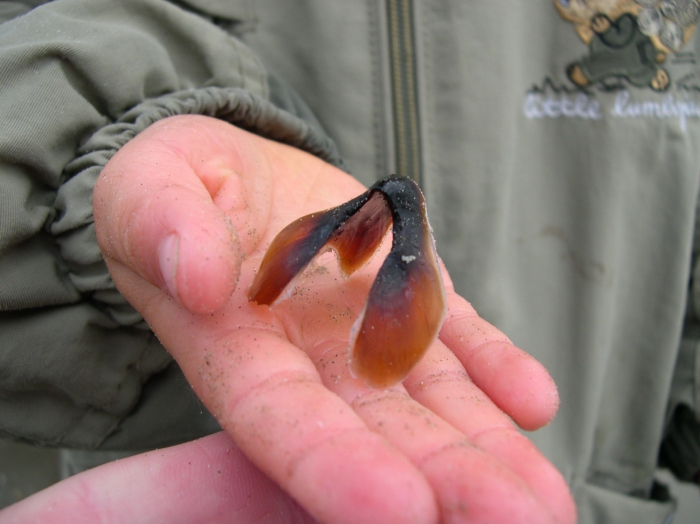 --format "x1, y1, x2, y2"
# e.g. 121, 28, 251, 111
659, 200, 700, 483
0, 0, 344, 450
